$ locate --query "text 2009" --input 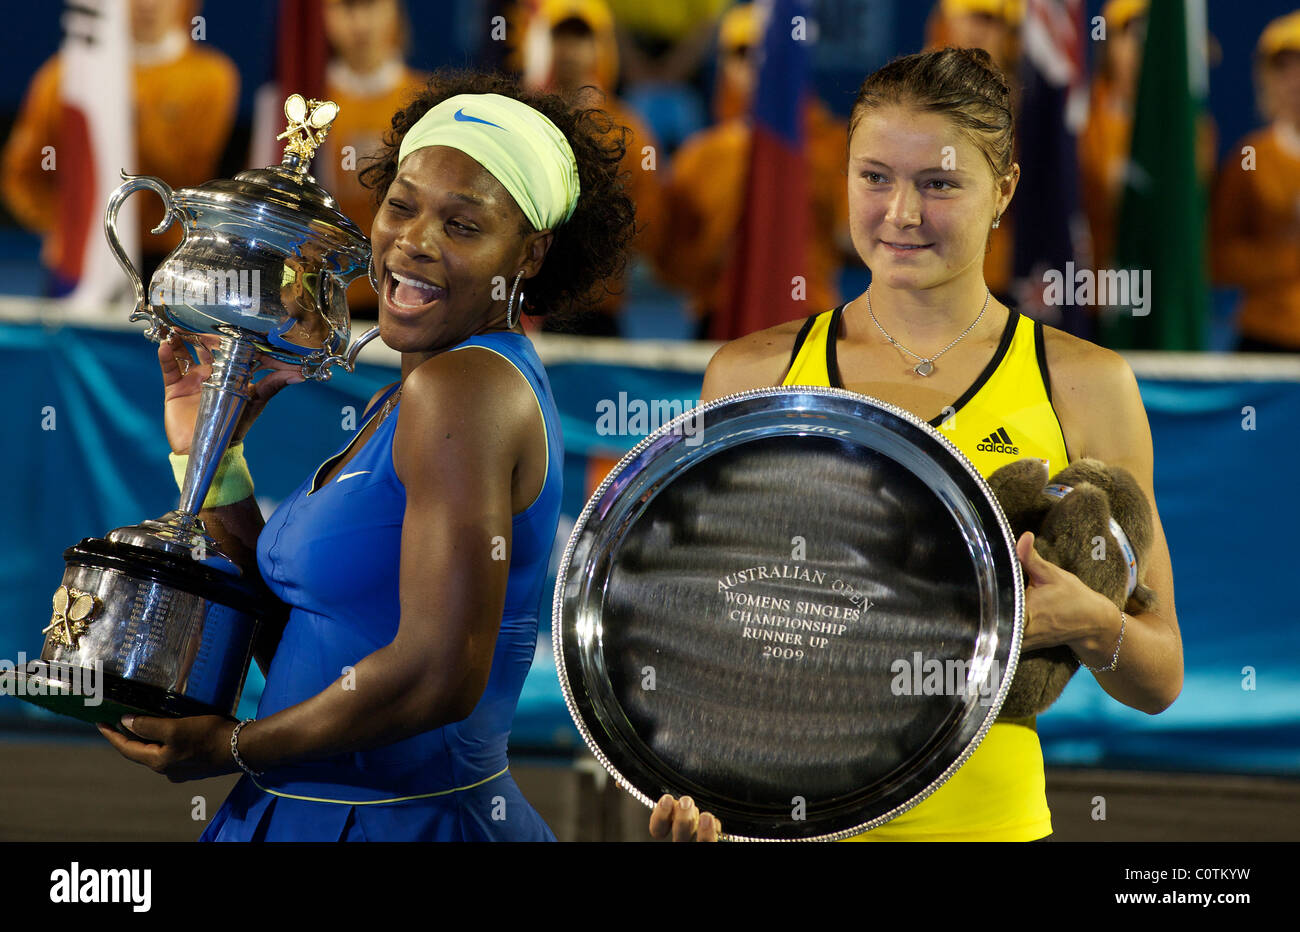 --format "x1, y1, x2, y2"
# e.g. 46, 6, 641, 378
762, 646, 804, 660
